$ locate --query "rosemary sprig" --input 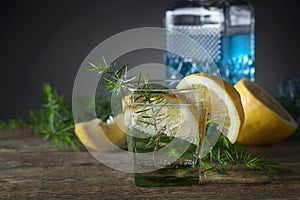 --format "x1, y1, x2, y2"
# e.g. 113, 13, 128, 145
88, 58, 136, 94
201, 135, 280, 175
135, 93, 169, 151
29, 84, 80, 150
